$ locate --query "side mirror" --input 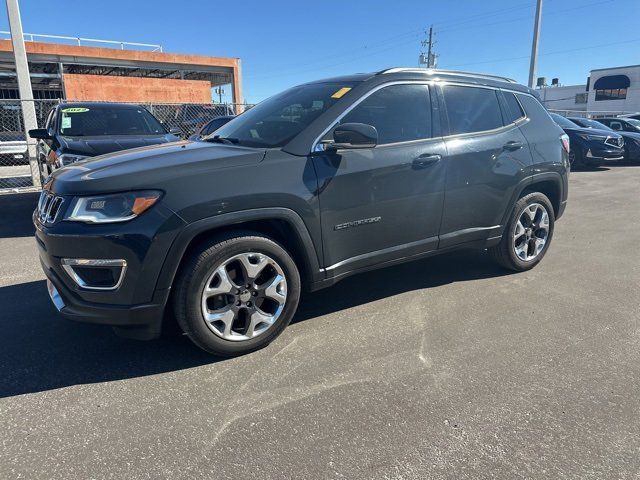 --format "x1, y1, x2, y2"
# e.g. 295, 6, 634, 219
168, 127, 183, 136
29, 128, 52, 140
330, 123, 378, 150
